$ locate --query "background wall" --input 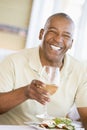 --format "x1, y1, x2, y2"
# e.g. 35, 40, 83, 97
26, 0, 87, 61
0, 0, 87, 61
0, 0, 33, 50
